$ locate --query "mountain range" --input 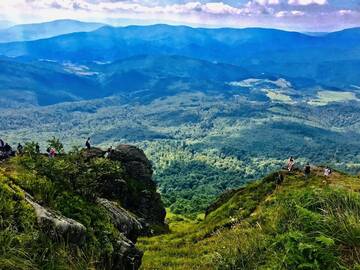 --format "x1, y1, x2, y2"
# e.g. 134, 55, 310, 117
0, 19, 105, 43
0, 24, 359, 92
